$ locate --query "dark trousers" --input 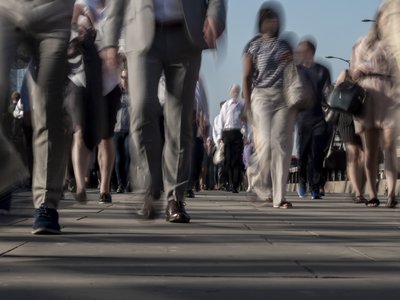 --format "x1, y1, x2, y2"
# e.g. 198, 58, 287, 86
297, 121, 329, 193
188, 136, 204, 191
222, 129, 244, 190
114, 131, 130, 187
